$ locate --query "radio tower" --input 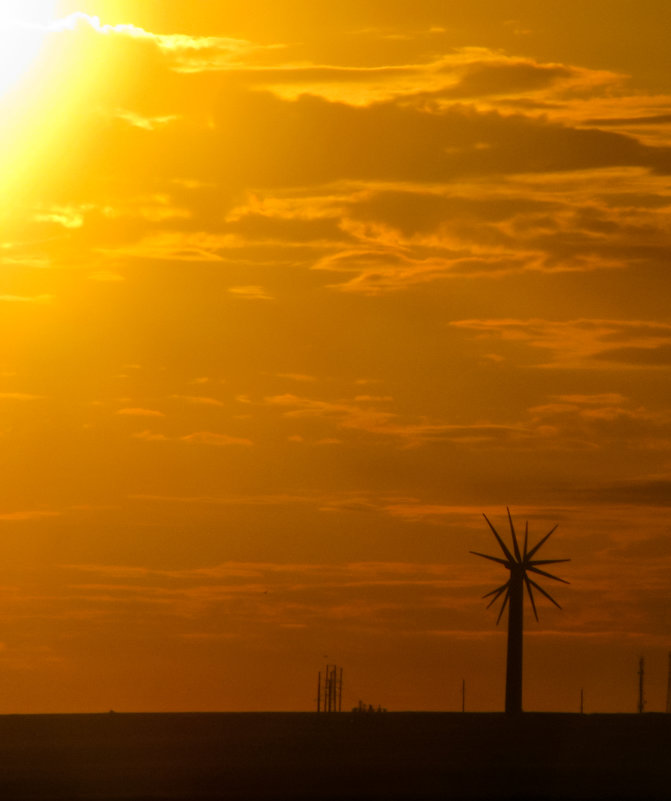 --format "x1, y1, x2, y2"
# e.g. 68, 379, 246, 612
316, 664, 343, 712
638, 657, 645, 714
667, 652, 671, 713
